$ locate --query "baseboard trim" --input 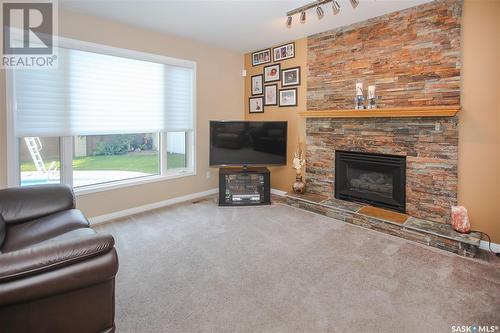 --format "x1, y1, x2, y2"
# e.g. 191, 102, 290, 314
479, 240, 500, 253
88, 188, 218, 225
271, 188, 287, 197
